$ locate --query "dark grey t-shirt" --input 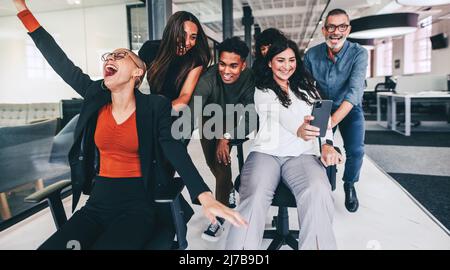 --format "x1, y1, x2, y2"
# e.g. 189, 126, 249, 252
189, 64, 256, 138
